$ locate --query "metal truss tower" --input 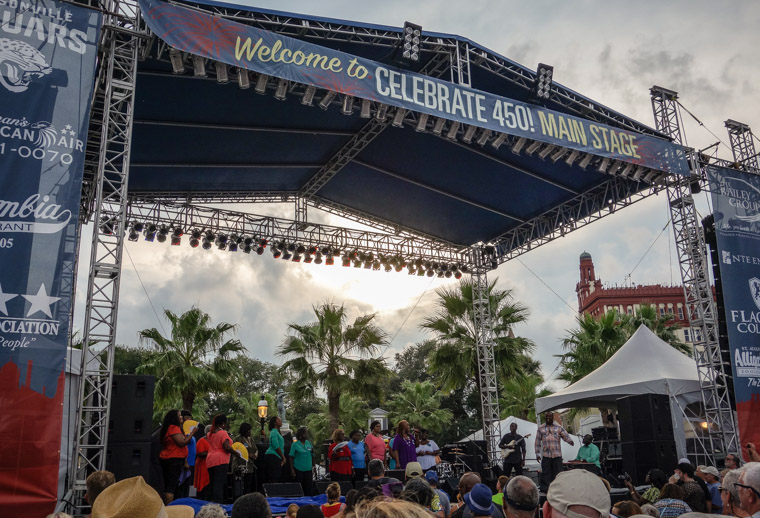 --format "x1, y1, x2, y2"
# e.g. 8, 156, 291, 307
725, 119, 760, 172
650, 86, 739, 463
64, 0, 142, 514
